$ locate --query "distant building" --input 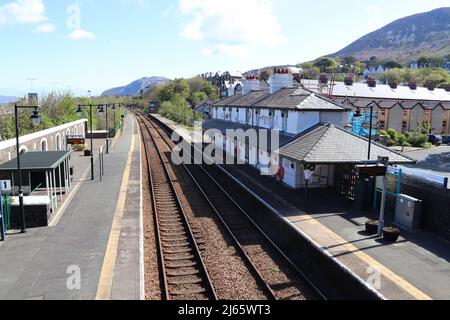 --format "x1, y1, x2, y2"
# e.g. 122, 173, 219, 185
304, 80, 450, 134
205, 70, 412, 191
363, 65, 387, 79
